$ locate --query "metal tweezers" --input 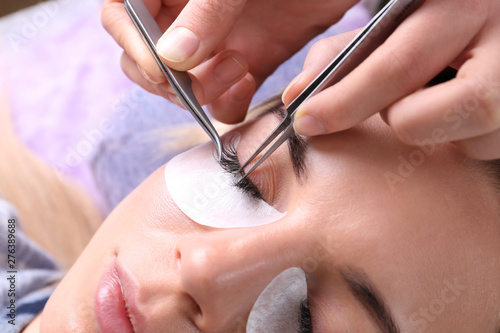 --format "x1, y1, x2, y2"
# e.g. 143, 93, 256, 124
125, 0, 223, 161
239, 0, 426, 178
